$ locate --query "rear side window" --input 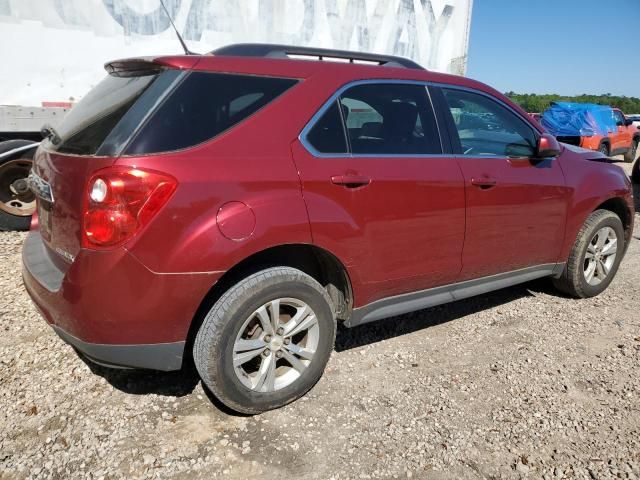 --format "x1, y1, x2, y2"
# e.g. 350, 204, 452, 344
305, 101, 348, 154
125, 73, 297, 155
